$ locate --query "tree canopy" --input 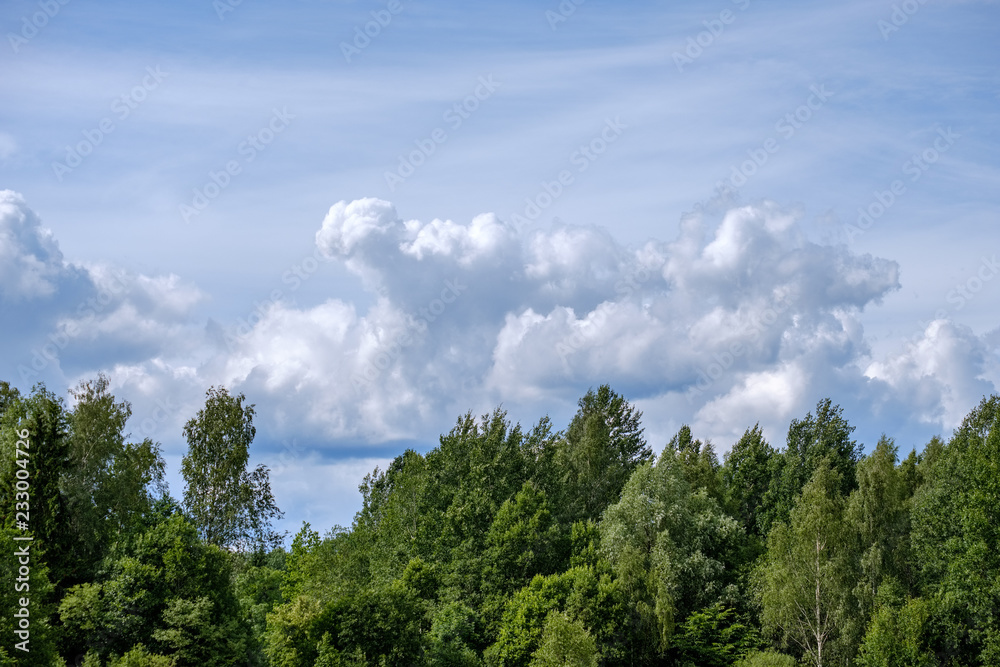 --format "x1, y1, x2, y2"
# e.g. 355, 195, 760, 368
2, 376, 998, 666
